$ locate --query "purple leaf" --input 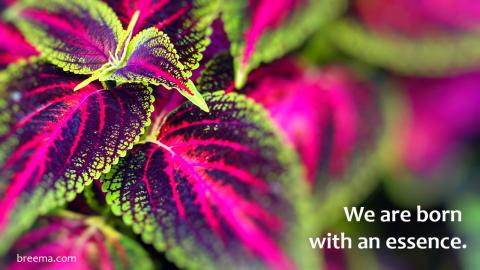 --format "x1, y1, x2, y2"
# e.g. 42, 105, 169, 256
105, 27, 209, 112
13, 0, 124, 74
102, 92, 318, 269
0, 60, 154, 252
191, 18, 231, 81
